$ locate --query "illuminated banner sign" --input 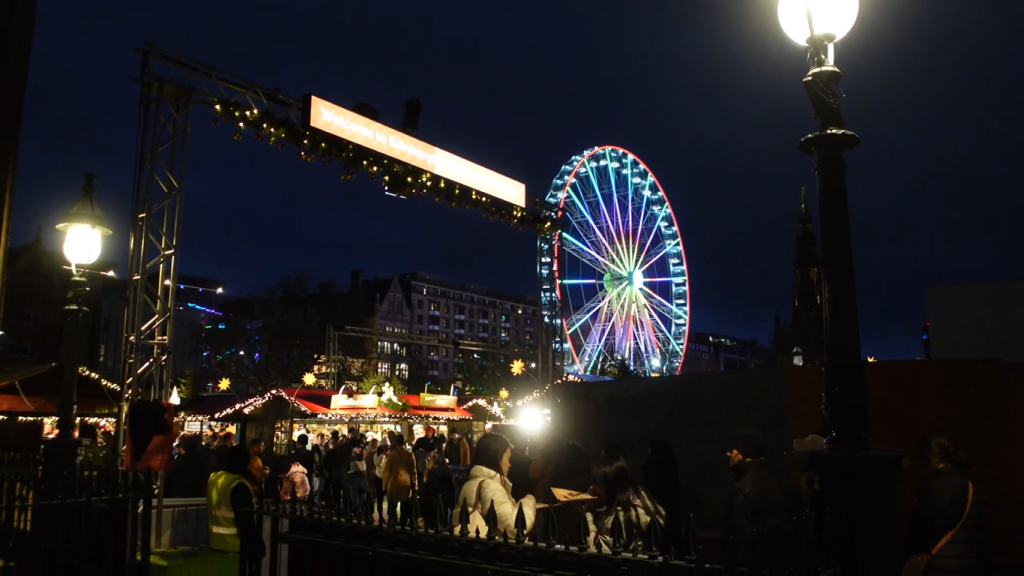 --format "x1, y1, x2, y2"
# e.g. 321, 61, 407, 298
419, 394, 458, 409
330, 394, 380, 410
304, 94, 526, 208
